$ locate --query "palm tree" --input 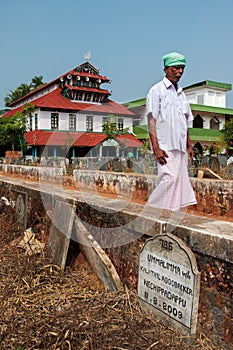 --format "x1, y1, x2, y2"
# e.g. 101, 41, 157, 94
4, 76, 45, 107
18, 83, 31, 96
30, 76, 44, 90
4, 84, 30, 106
4, 88, 23, 106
